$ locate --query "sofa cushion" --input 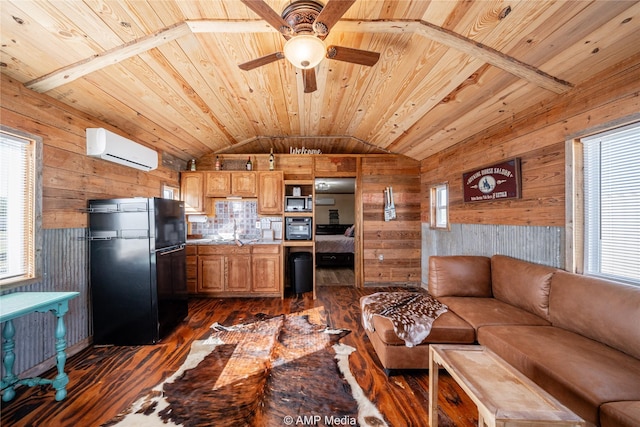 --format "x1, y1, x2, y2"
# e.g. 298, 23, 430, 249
438, 296, 550, 331
428, 255, 492, 298
370, 310, 475, 346
550, 271, 640, 360
600, 401, 640, 427
491, 255, 557, 320
478, 325, 640, 426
